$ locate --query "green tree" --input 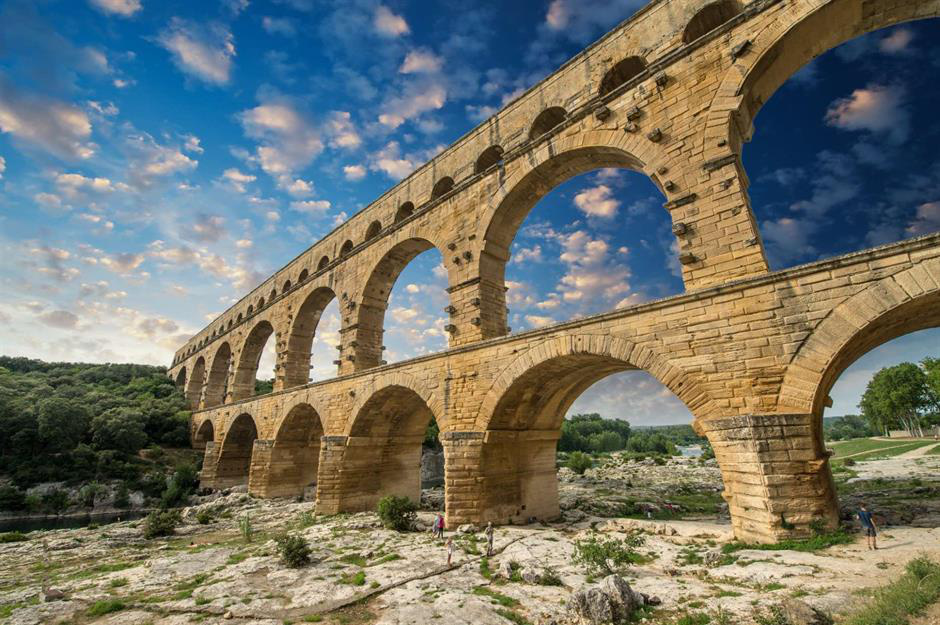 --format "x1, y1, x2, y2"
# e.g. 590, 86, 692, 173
859, 363, 930, 437
37, 397, 90, 451
92, 409, 148, 453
